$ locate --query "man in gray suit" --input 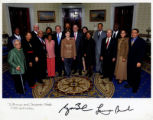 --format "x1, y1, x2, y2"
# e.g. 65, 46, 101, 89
94, 23, 106, 74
